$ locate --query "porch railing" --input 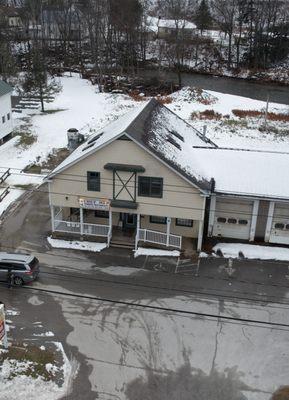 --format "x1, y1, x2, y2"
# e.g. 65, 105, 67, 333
54, 220, 110, 238
138, 228, 182, 249
83, 223, 110, 237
